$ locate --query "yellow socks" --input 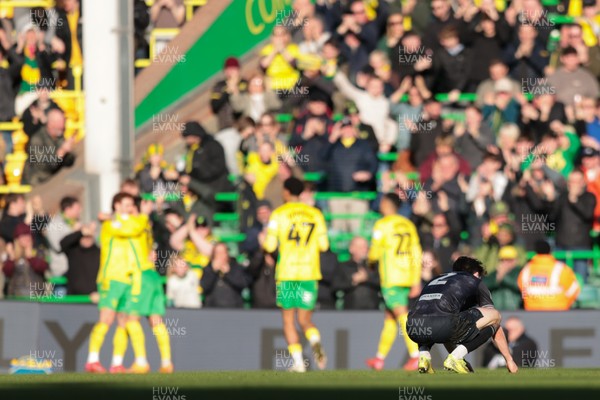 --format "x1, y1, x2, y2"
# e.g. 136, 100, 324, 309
111, 326, 128, 366
126, 320, 147, 366
398, 313, 419, 358
376, 319, 398, 359
305, 327, 321, 346
152, 322, 172, 367
288, 343, 304, 366
87, 322, 109, 363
